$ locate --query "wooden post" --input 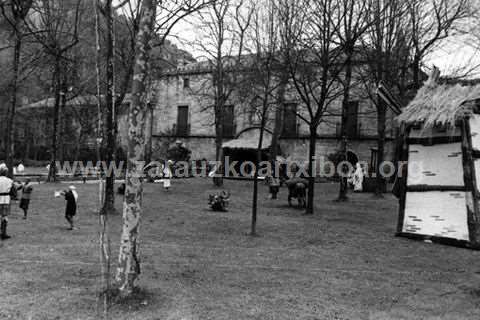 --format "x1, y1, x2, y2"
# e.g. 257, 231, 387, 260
461, 119, 480, 248
395, 123, 410, 235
